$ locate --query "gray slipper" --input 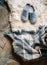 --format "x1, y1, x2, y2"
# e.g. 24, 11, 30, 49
21, 4, 34, 22
29, 11, 38, 24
